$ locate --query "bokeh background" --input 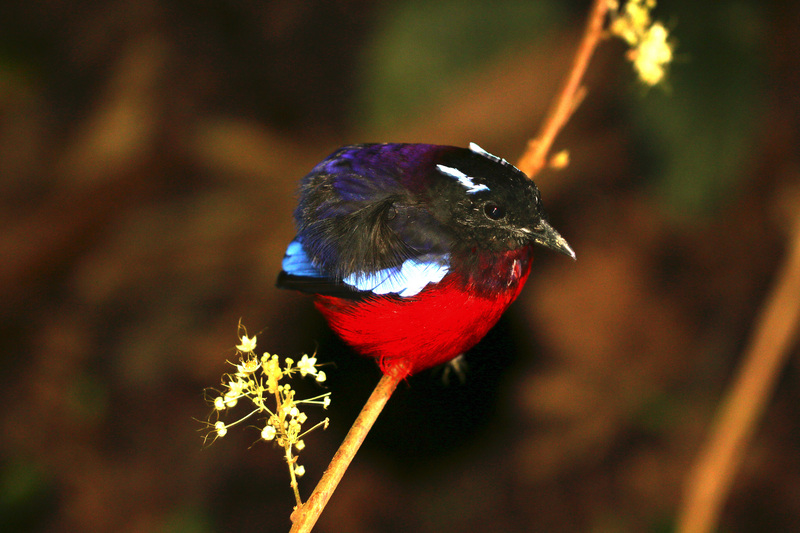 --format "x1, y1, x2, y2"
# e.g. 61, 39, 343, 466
2, 1, 799, 531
